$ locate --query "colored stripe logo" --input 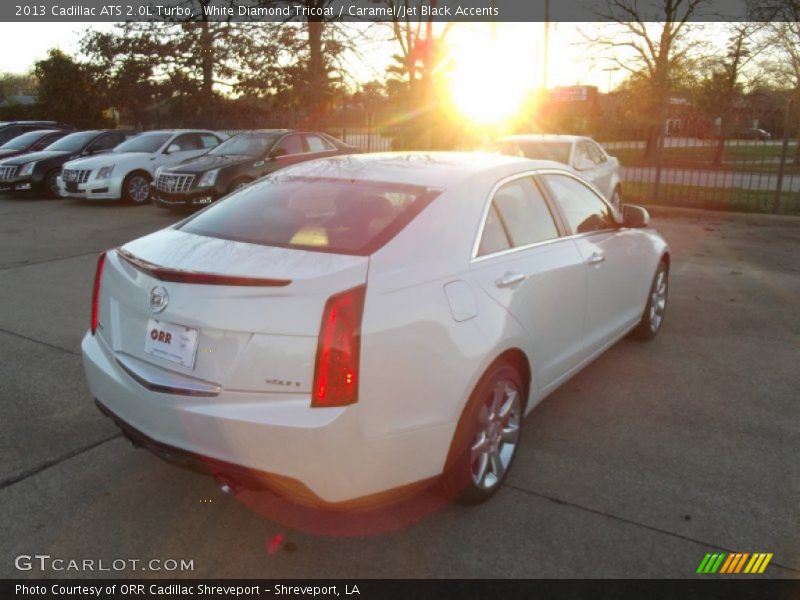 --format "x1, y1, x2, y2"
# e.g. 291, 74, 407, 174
697, 552, 772, 574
